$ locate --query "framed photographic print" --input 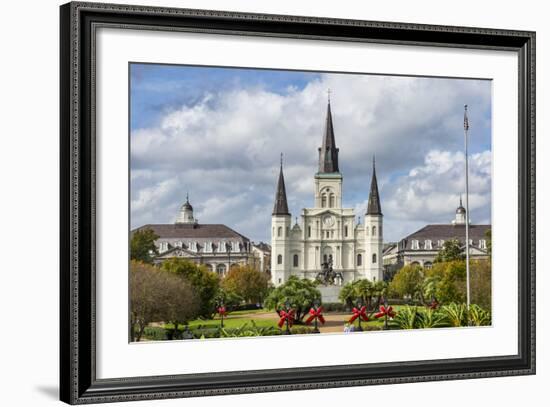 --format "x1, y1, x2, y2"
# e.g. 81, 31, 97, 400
60, 1, 535, 404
